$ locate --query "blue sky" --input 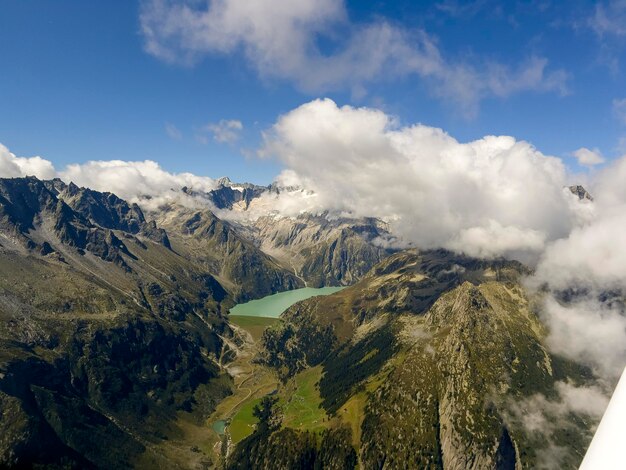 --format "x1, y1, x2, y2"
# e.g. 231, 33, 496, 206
2, 0, 626, 184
